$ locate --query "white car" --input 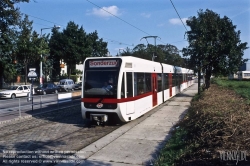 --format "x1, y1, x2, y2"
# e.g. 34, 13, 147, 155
0, 85, 31, 99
